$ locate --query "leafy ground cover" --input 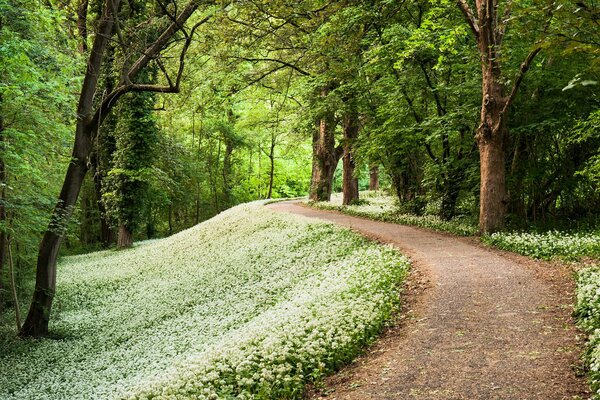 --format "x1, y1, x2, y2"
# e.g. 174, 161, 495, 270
482, 231, 600, 260
308, 192, 600, 261
575, 267, 600, 398
307, 192, 478, 236
0, 201, 409, 400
